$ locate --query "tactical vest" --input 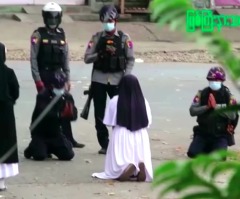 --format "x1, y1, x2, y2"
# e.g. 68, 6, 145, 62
93, 31, 126, 73
37, 27, 66, 71
197, 86, 231, 137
